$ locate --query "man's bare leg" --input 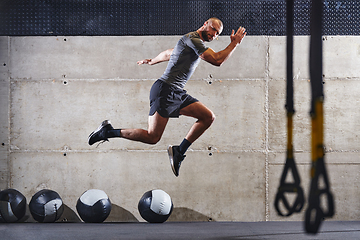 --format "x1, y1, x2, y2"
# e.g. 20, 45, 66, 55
120, 111, 169, 144
168, 101, 215, 176
179, 101, 215, 143
88, 112, 168, 146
